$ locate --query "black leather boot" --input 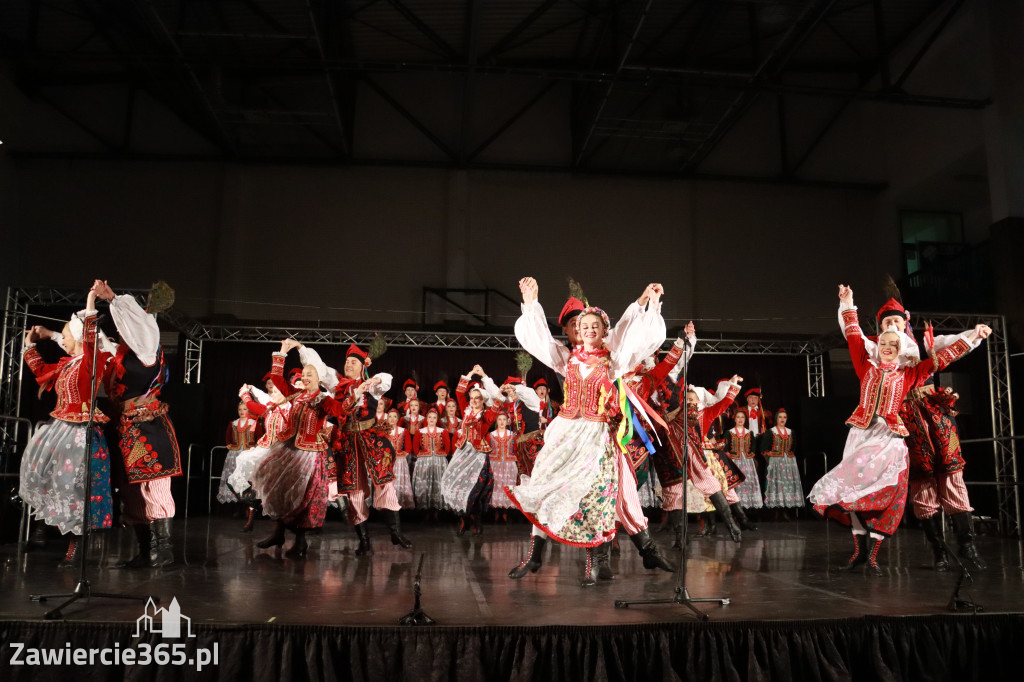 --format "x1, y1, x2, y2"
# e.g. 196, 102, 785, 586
730, 503, 758, 531
668, 510, 684, 549
388, 510, 413, 548
256, 520, 286, 549
866, 535, 884, 577
920, 516, 951, 572
354, 522, 372, 556
116, 524, 153, 569
25, 520, 47, 551
58, 535, 80, 569
580, 547, 597, 587
838, 532, 868, 571
951, 512, 987, 570
150, 518, 174, 567
508, 535, 546, 579
284, 527, 308, 558
709, 492, 741, 543
629, 528, 675, 572
594, 541, 615, 580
